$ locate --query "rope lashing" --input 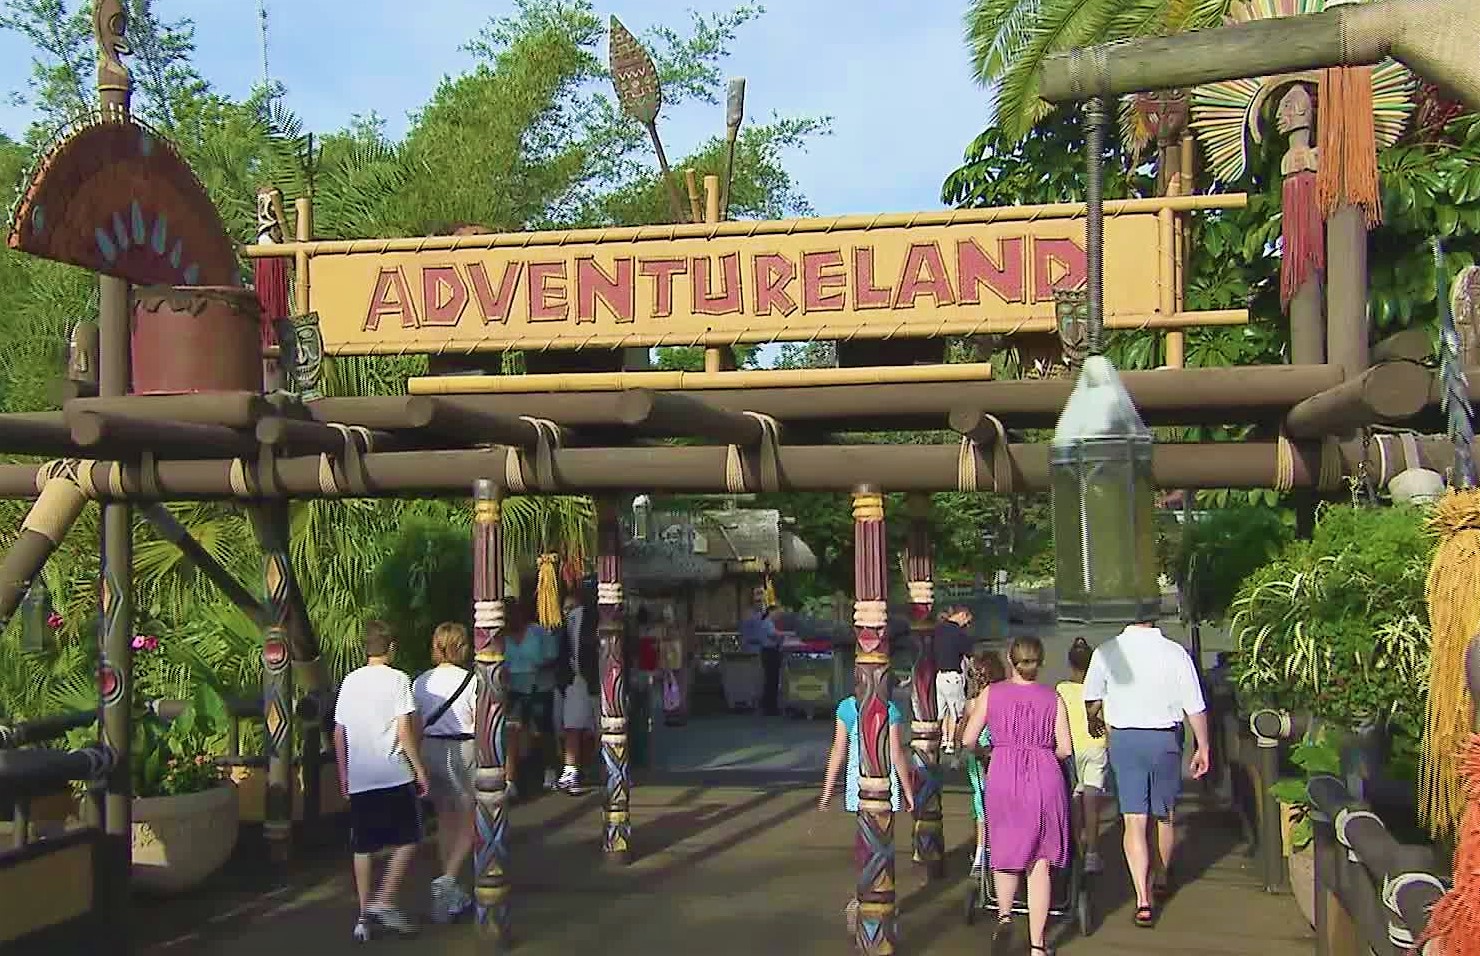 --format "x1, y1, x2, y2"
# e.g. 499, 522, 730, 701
1333, 806, 1384, 862
853, 599, 888, 630
1383, 871, 1447, 948
473, 599, 505, 632
519, 416, 563, 487
139, 450, 160, 500
724, 411, 782, 494
956, 414, 1009, 493
906, 580, 934, 606
504, 446, 527, 495
597, 581, 624, 607
1318, 436, 1343, 493
228, 458, 254, 498
1274, 431, 1297, 493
